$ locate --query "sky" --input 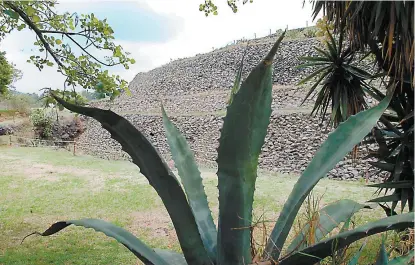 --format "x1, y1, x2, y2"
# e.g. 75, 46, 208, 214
0, 0, 321, 94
